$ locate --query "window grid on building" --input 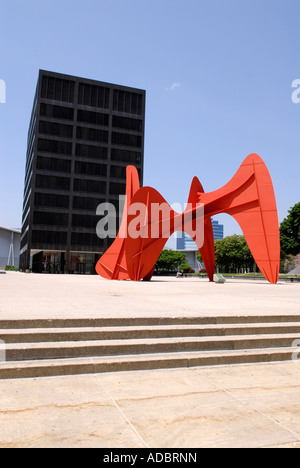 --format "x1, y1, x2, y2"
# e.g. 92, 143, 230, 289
20, 70, 145, 274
